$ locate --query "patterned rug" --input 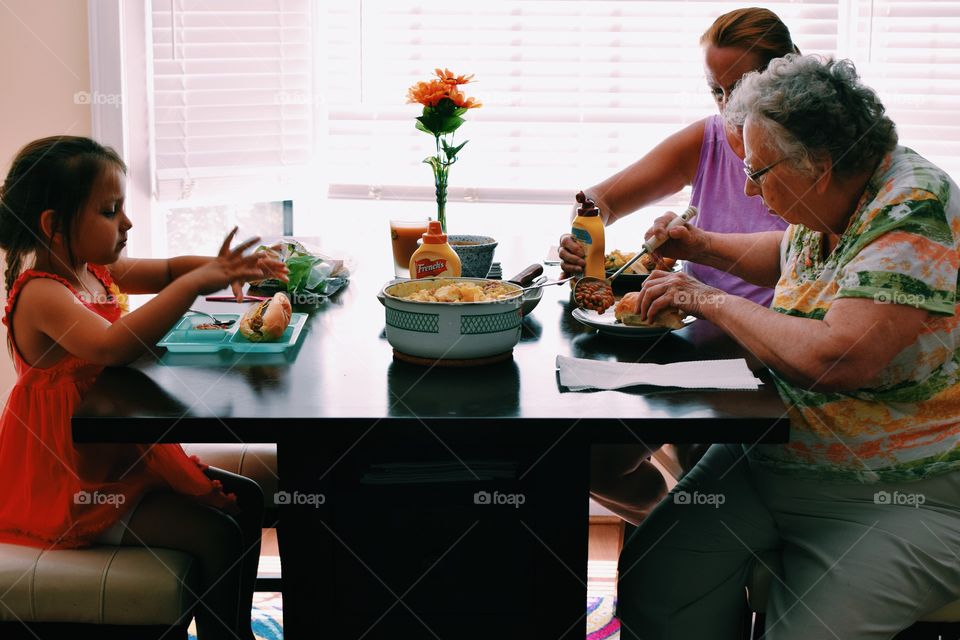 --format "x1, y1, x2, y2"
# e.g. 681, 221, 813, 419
187, 593, 620, 639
